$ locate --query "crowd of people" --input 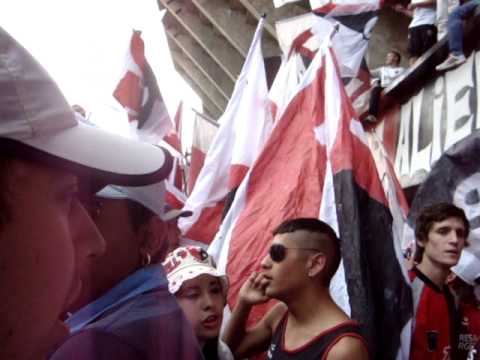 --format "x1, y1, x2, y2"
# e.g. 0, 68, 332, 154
390, 0, 478, 69
365, 0, 479, 122
1, 10, 480, 360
